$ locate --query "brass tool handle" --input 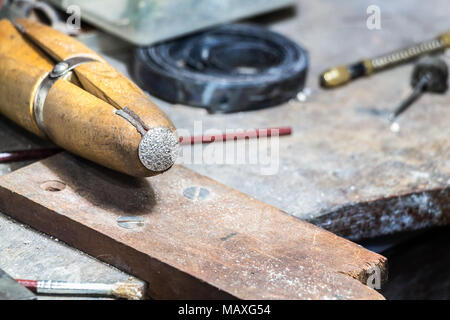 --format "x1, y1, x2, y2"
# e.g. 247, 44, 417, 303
319, 31, 450, 88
